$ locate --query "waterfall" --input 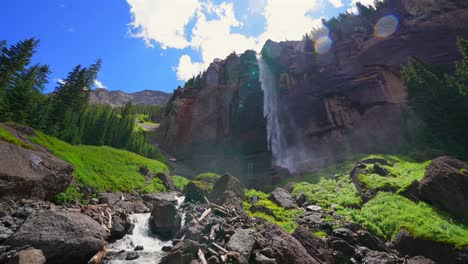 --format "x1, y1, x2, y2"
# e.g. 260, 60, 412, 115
259, 56, 289, 170
259, 56, 309, 172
